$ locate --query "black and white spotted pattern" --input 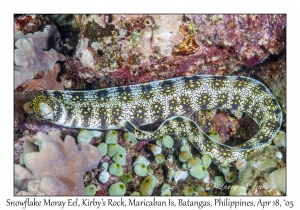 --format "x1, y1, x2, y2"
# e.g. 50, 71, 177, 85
31, 75, 282, 165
